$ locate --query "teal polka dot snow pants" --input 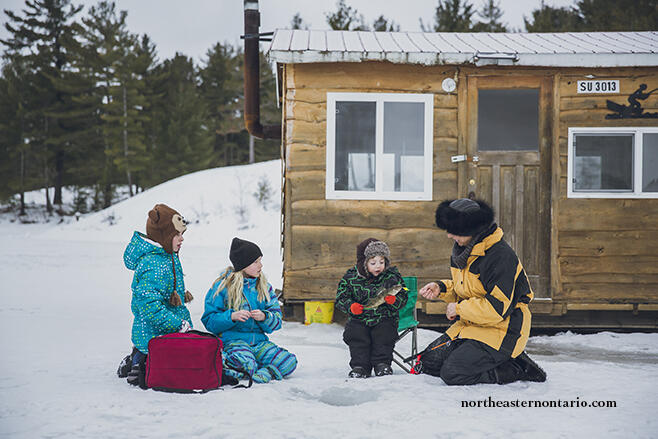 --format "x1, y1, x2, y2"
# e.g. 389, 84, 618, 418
223, 340, 297, 384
